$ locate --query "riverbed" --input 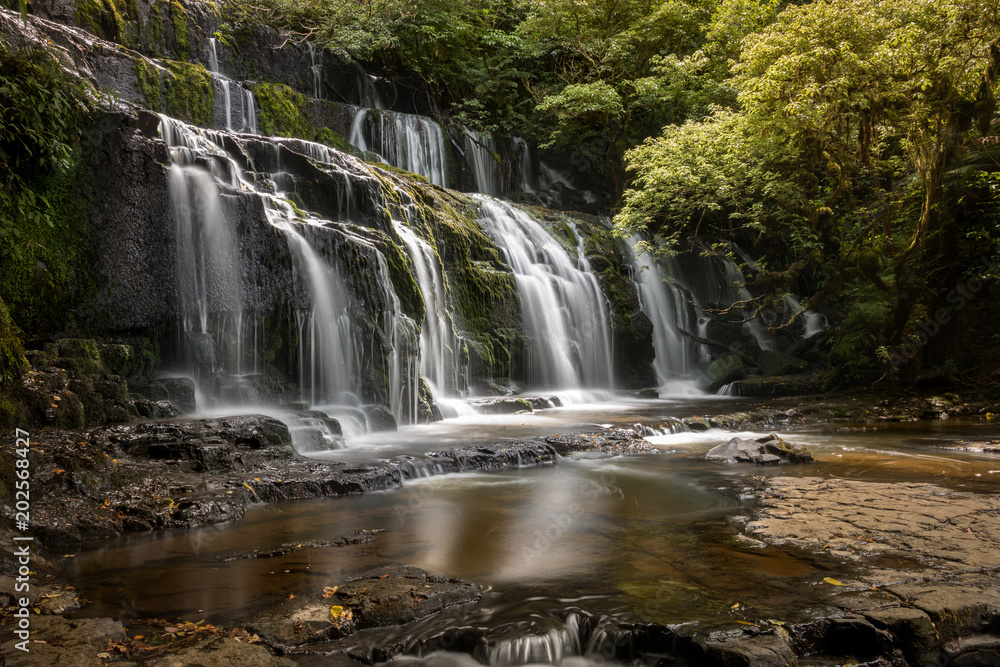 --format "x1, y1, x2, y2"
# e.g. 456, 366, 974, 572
62, 395, 1000, 663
